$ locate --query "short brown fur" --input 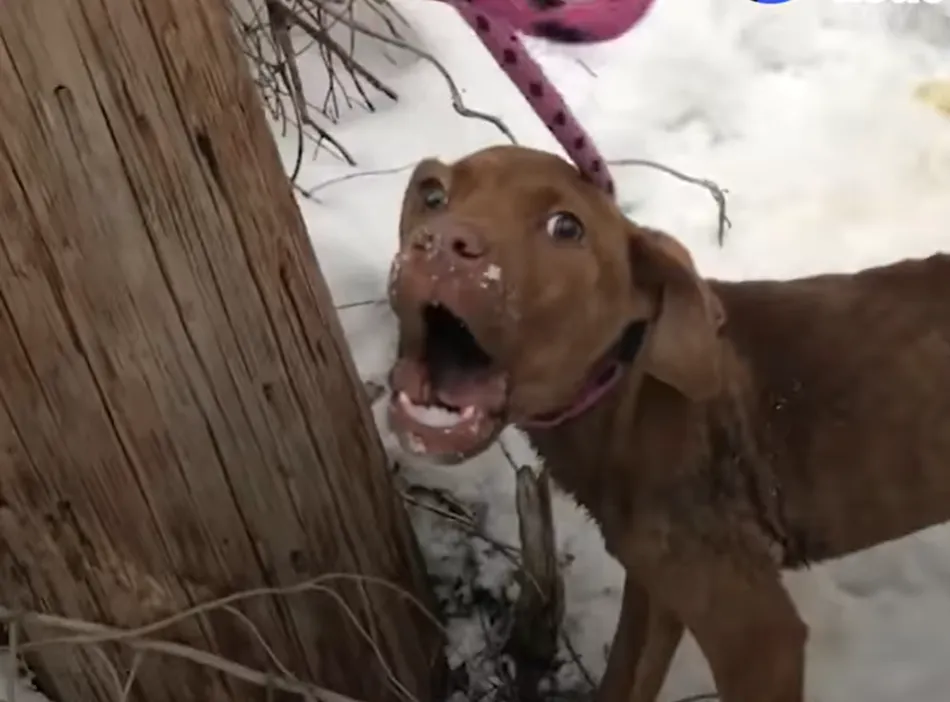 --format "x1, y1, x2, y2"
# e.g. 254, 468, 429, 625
386, 145, 950, 702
